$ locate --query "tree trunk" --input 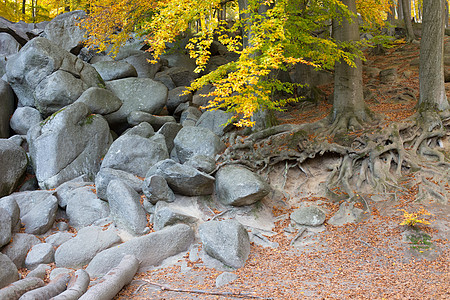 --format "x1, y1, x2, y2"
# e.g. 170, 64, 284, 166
398, 0, 403, 19
419, 0, 449, 112
402, 0, 416, 42
21, 0, 25, 14
331, 0, 367, 126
